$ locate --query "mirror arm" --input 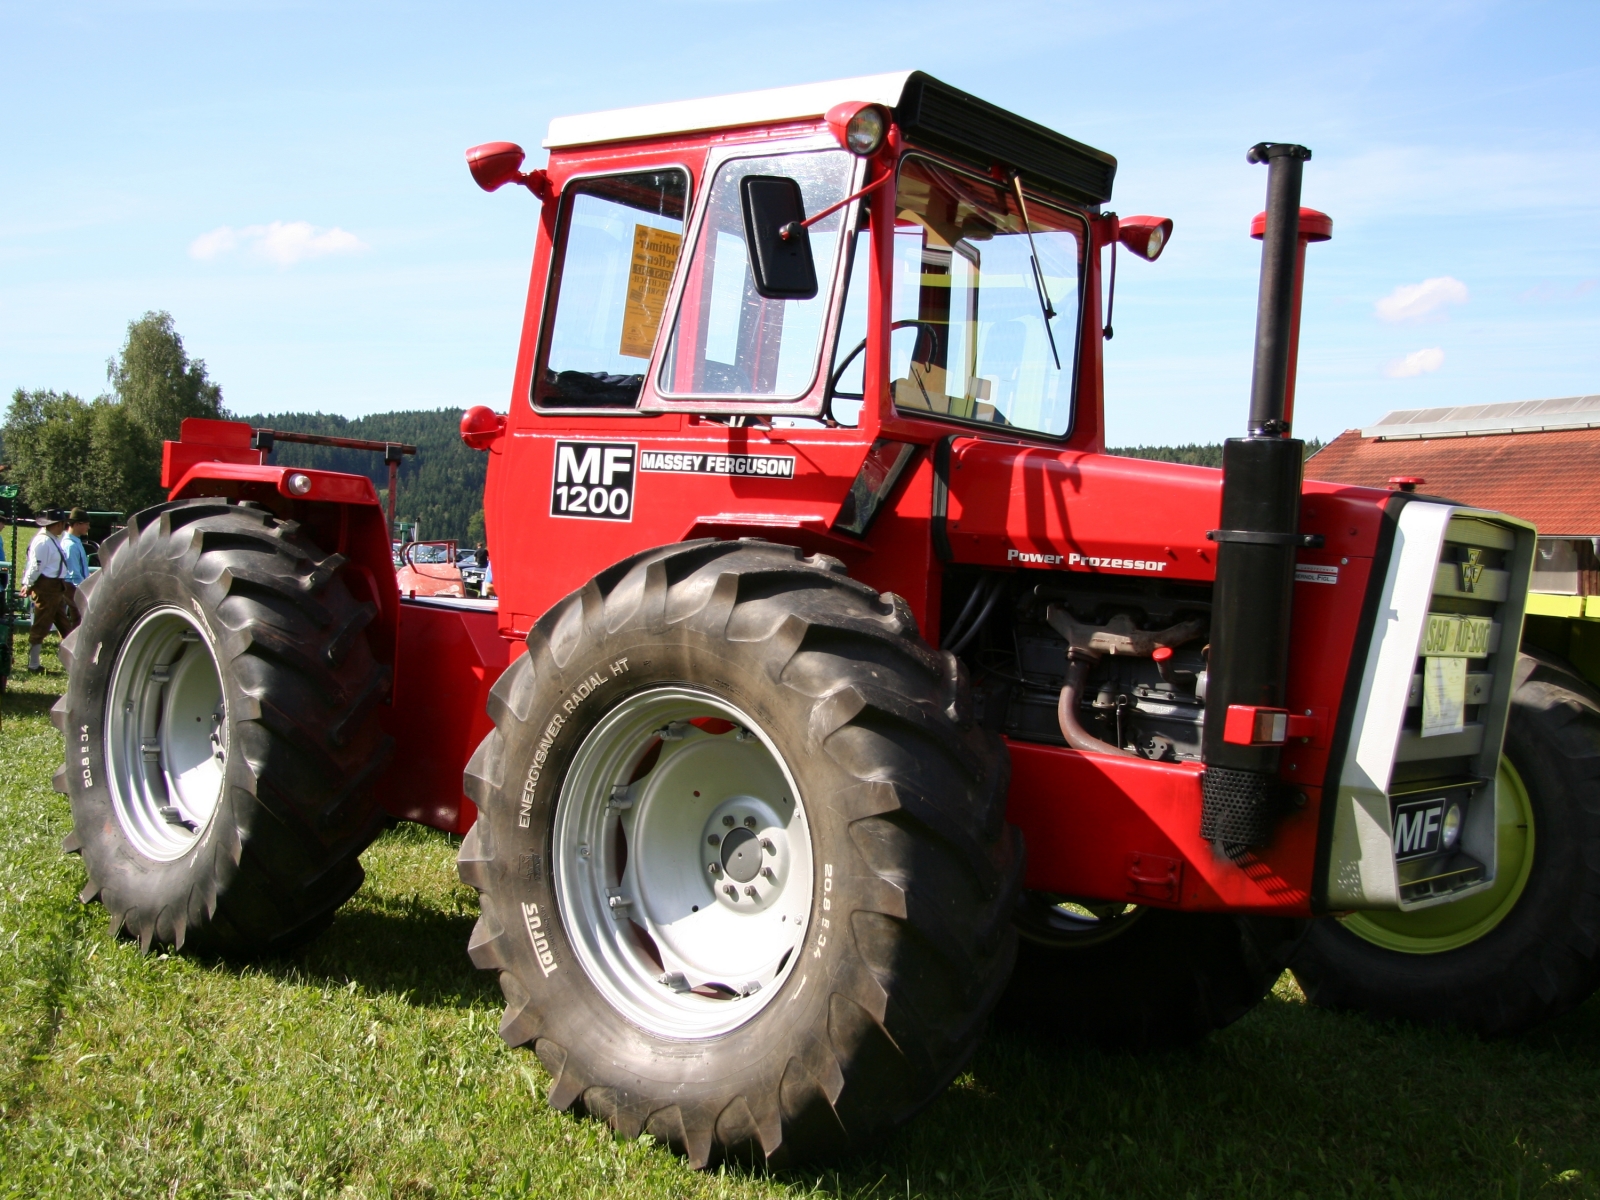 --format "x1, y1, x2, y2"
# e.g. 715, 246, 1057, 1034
781, 172, 893, 241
